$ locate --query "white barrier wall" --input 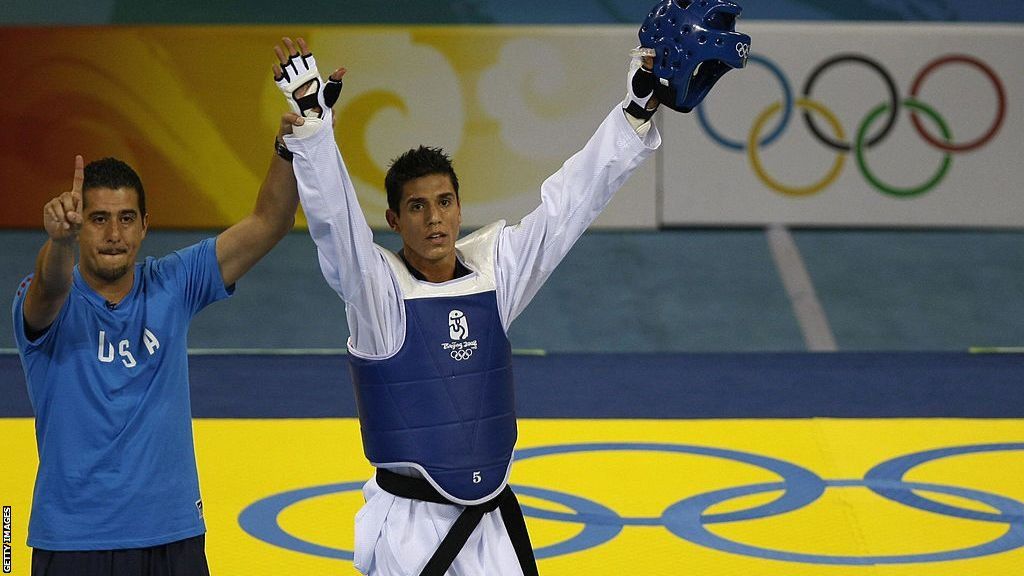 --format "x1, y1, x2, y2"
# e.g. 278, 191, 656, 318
660, 23, 1024, 227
